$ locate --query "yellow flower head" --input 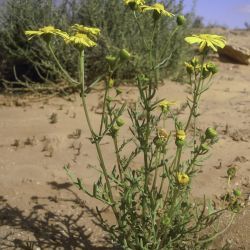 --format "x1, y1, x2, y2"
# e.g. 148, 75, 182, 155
176, 130, 186, 141
25, 25, 67, 41
71, 24, 101, 38
157, 128, 168, 140
141, 3, 174, 17
159, 99, 175, 109
64, 33, 97, 48
184, 34, 226, 52
177, 172, 189, 185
